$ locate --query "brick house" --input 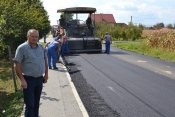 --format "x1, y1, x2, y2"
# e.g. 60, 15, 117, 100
91, 13, 116, 26
91, 13, 126, 27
